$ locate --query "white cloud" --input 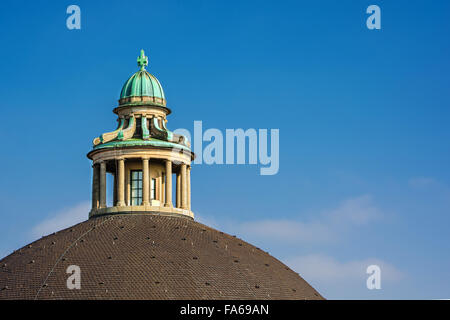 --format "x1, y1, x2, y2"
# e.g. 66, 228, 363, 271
285, 254, 405, 299
232, 194, 381, 244
195, 212, 221, 230
31, 201, 90, 239
286, 254, 404, 283
197, 195, 403, 298
408, 177, 437, 188
238, 219, 333, 244
326, 194, 381, 226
